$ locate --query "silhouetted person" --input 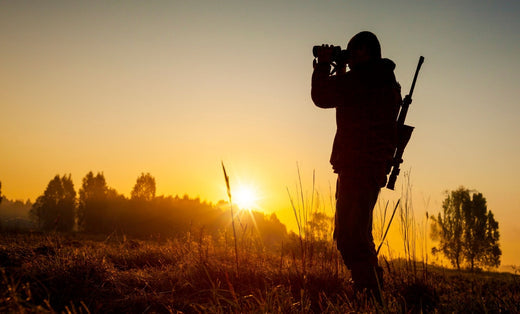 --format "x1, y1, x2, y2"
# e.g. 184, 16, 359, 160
311, 31, 401, 301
